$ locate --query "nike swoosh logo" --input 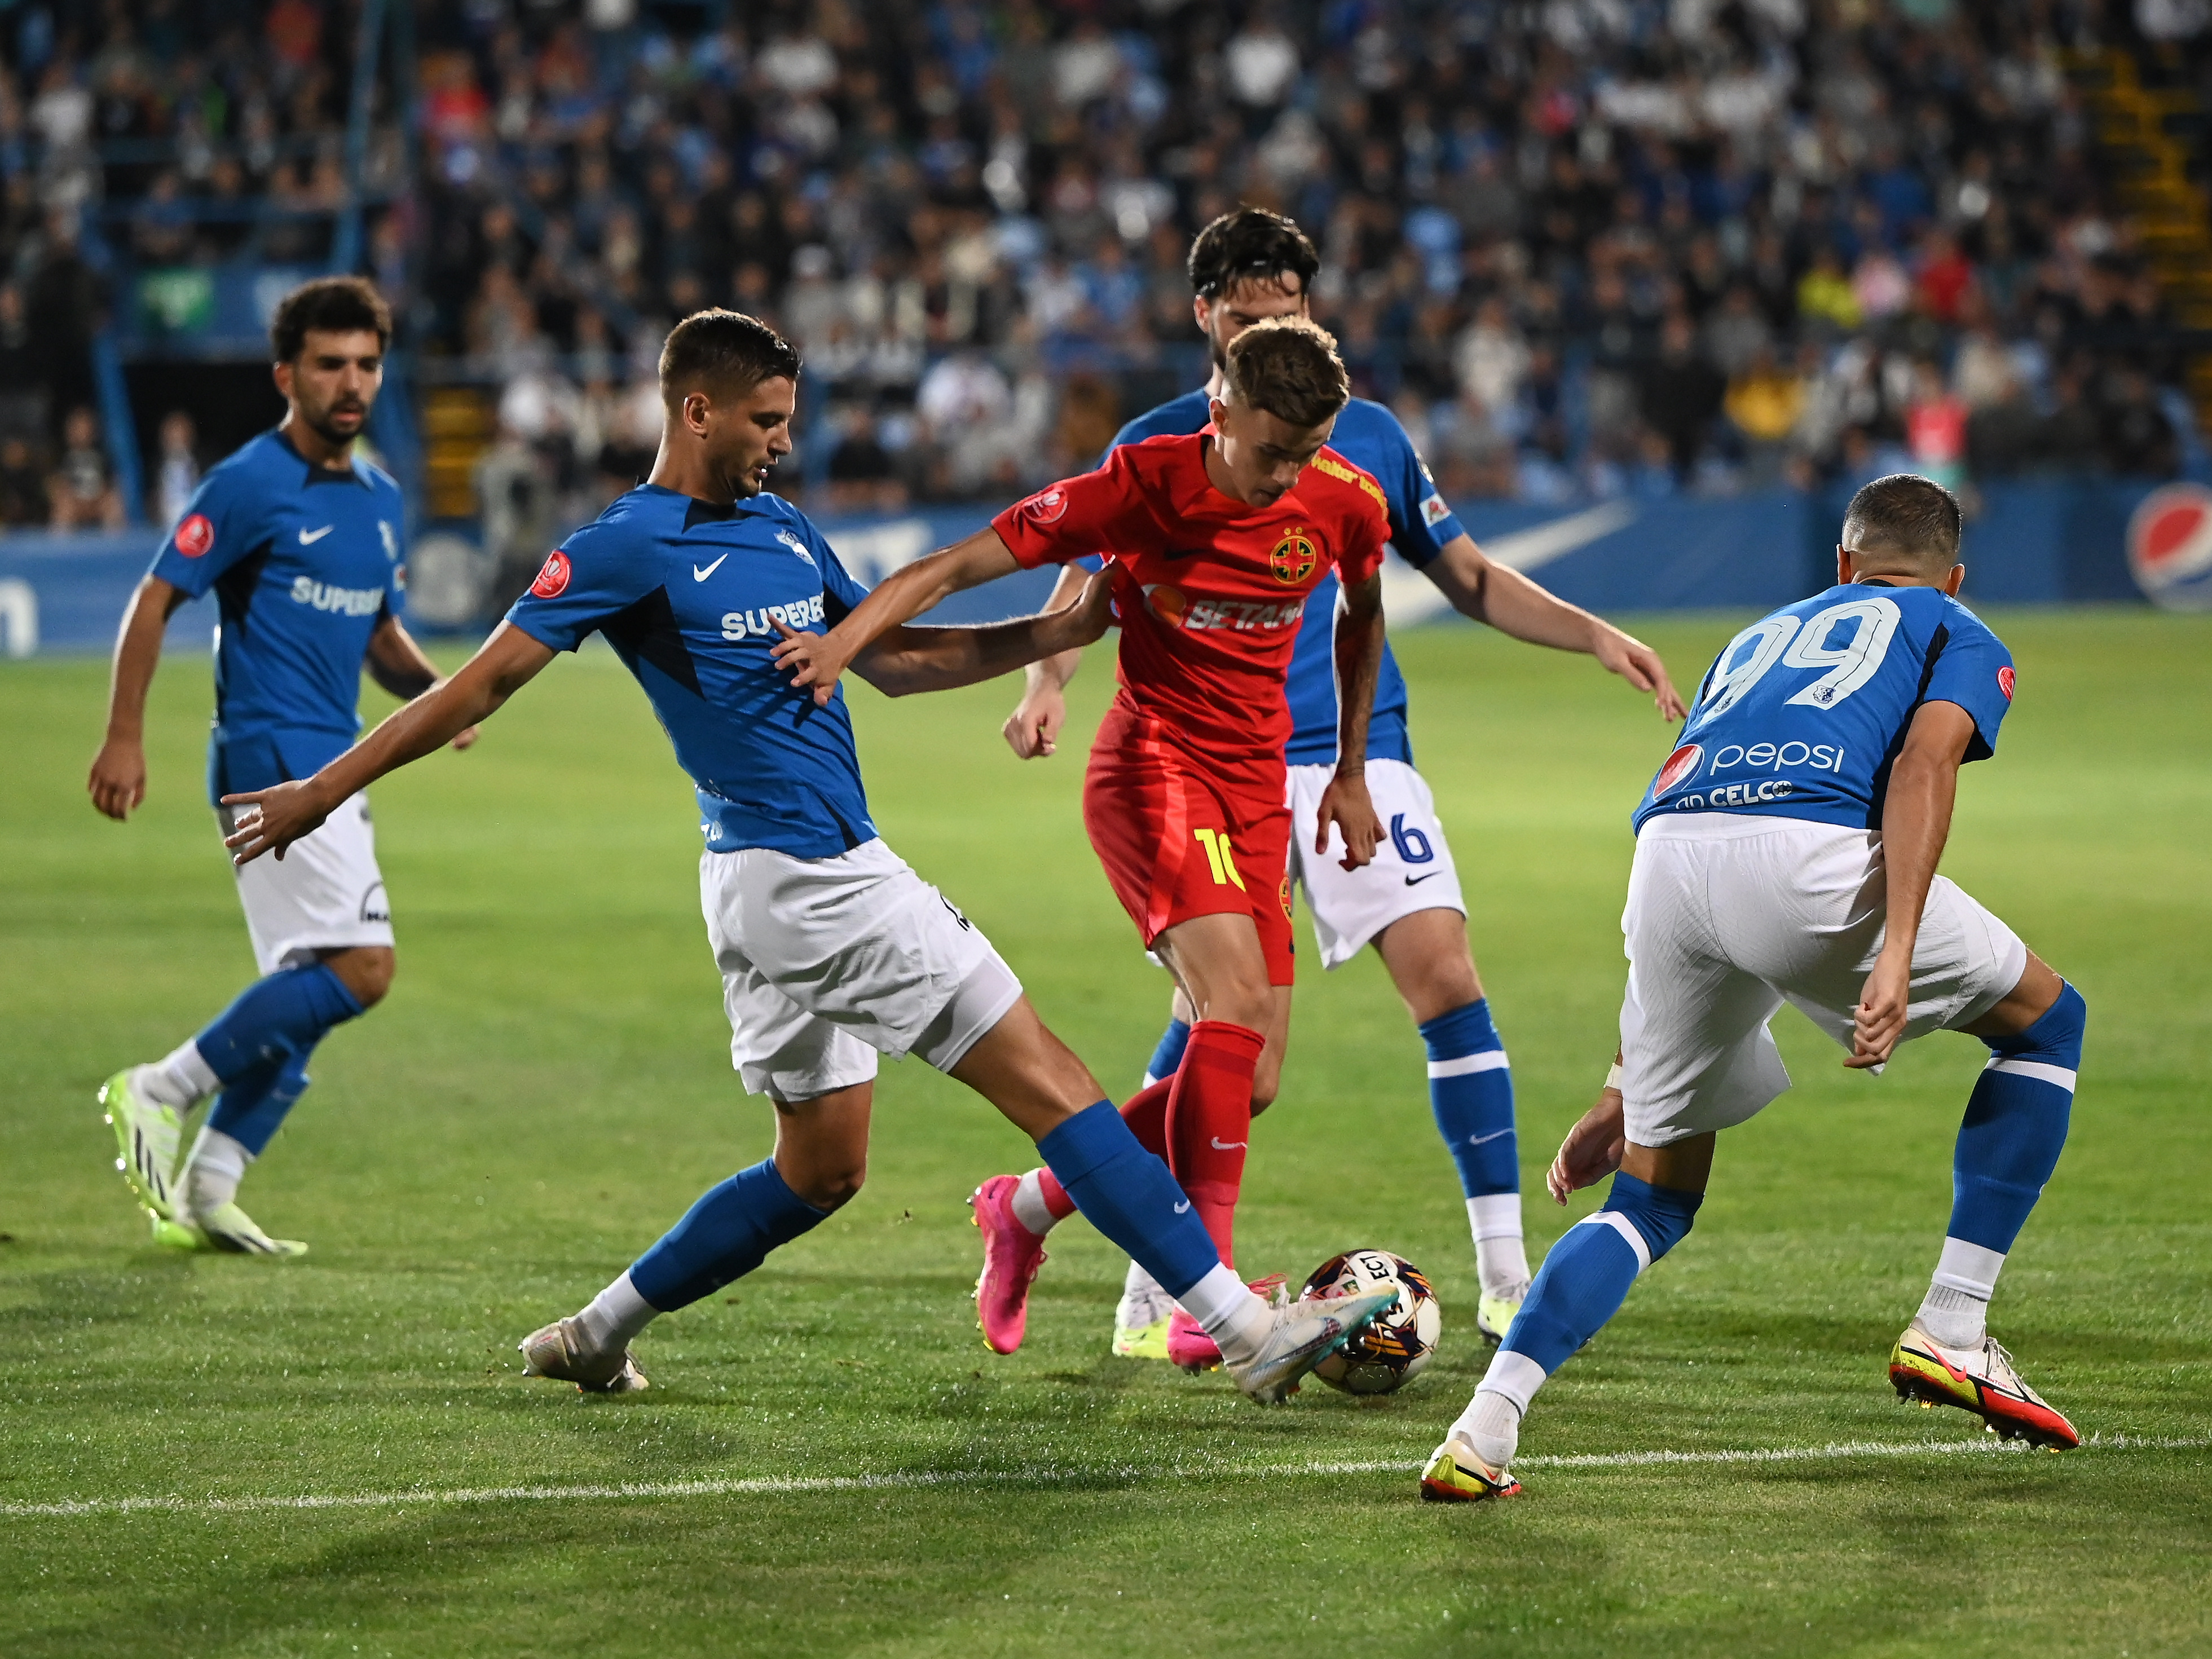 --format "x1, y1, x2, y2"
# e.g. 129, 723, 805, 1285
693, 554, 729, 581
1173, 1200, 1191, 1214
1467, 1129, 1513, 1146
1210, 1137, 1248, 1150
1404, 871, 1446, 886
298, 525, 333, 544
